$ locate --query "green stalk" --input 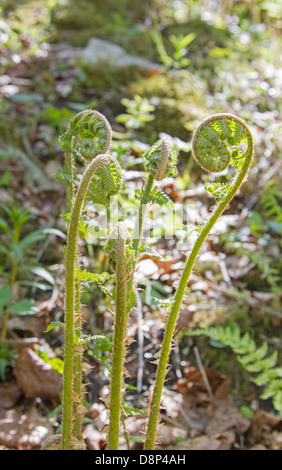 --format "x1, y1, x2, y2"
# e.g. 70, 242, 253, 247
72, 278, 83, 441
107, 229, 128, 449
64, 136, 75, 214
132, 173, 154, 253
64, 134, 83, 441
62, 155, 114, 450
144, 114, 254, 449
